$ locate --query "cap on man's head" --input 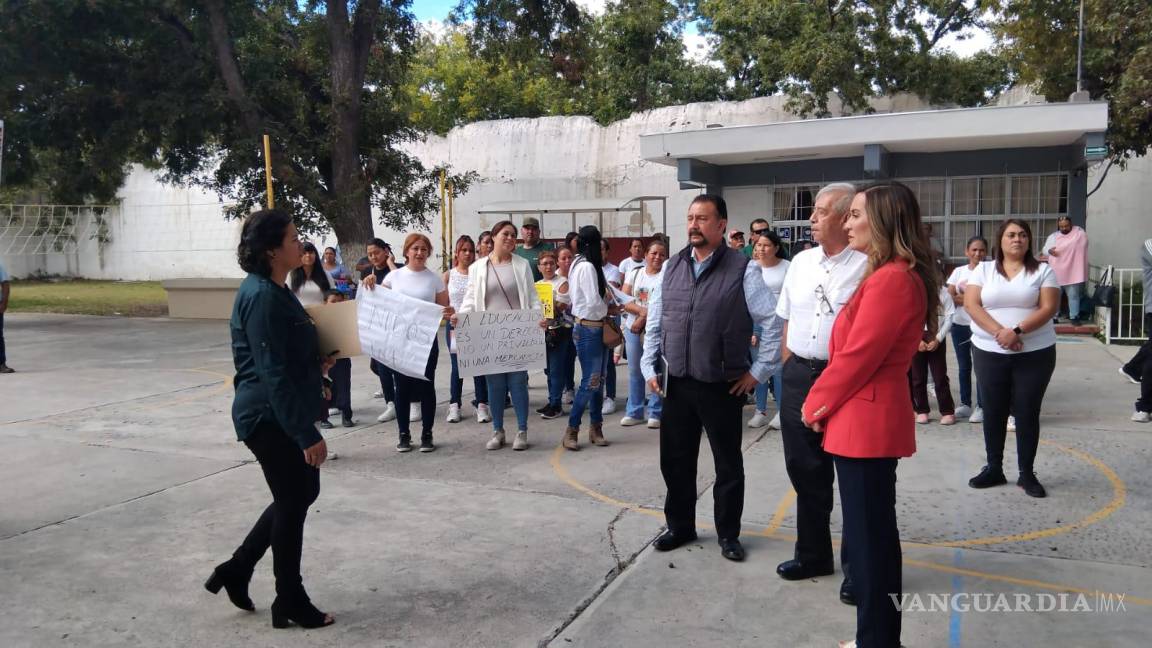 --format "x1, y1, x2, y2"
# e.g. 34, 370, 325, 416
522, 217, 541, 229
729, 230, 744, 238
